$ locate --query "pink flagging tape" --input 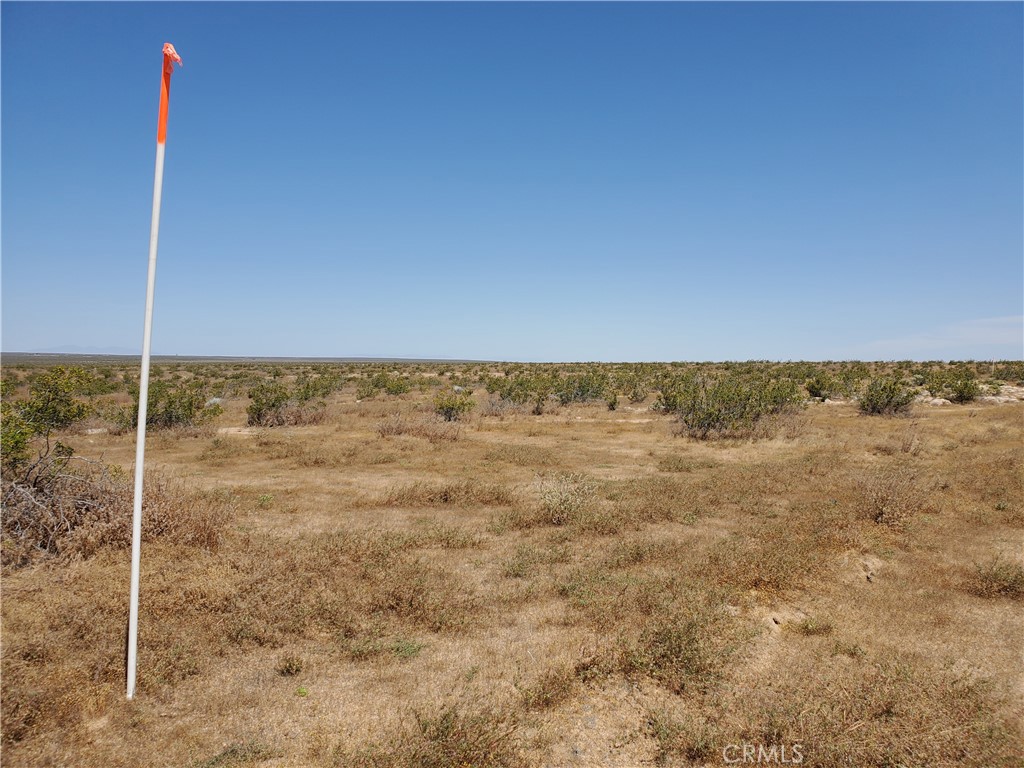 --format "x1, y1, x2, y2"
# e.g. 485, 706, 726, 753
163, 43, 182, 72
